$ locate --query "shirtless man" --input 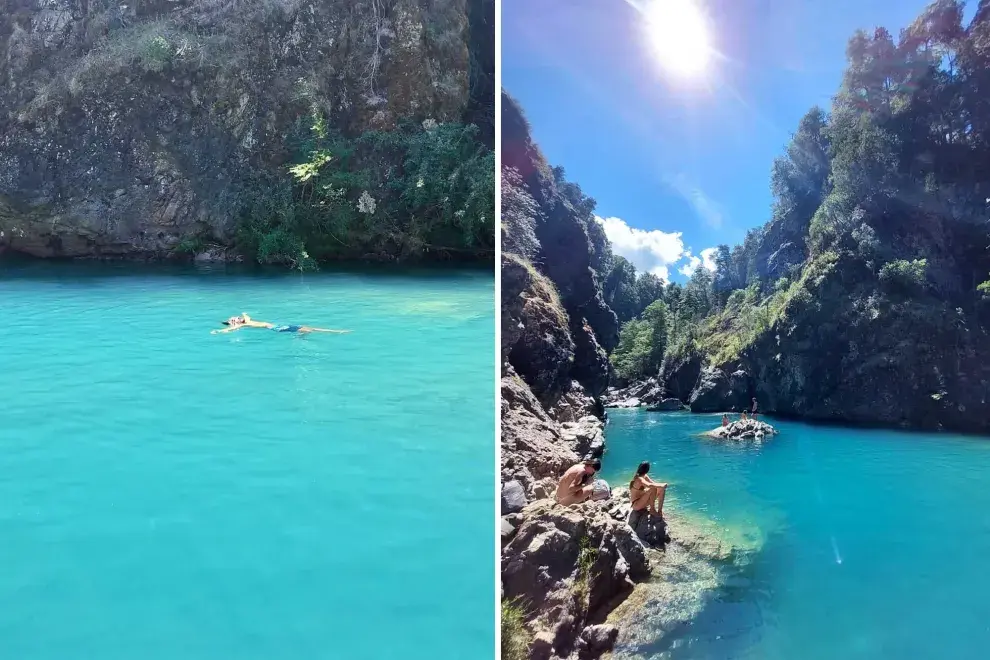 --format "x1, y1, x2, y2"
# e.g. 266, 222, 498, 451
211, 313, 350, 335
555, 459, 601, 506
